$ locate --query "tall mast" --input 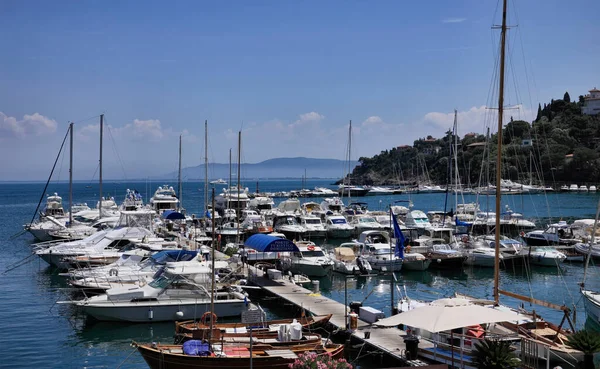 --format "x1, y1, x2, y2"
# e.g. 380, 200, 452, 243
68, 122, 74, 227
229, 149, 232, 192
178, 134, 183, 211
210, 187, 216, 335
494, 0, 508, 305
204, 120, 208, 215
237, 131, 241, 245
99, 114, 104, 219
347, 120, 352, 201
